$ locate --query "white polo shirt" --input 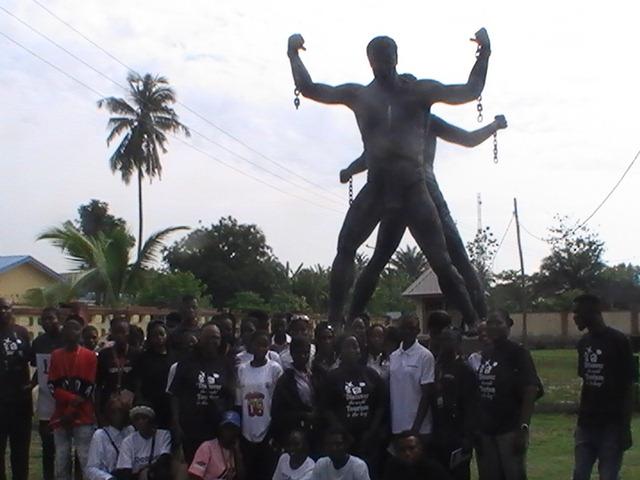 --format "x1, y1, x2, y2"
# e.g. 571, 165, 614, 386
389, 340, 435, 434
